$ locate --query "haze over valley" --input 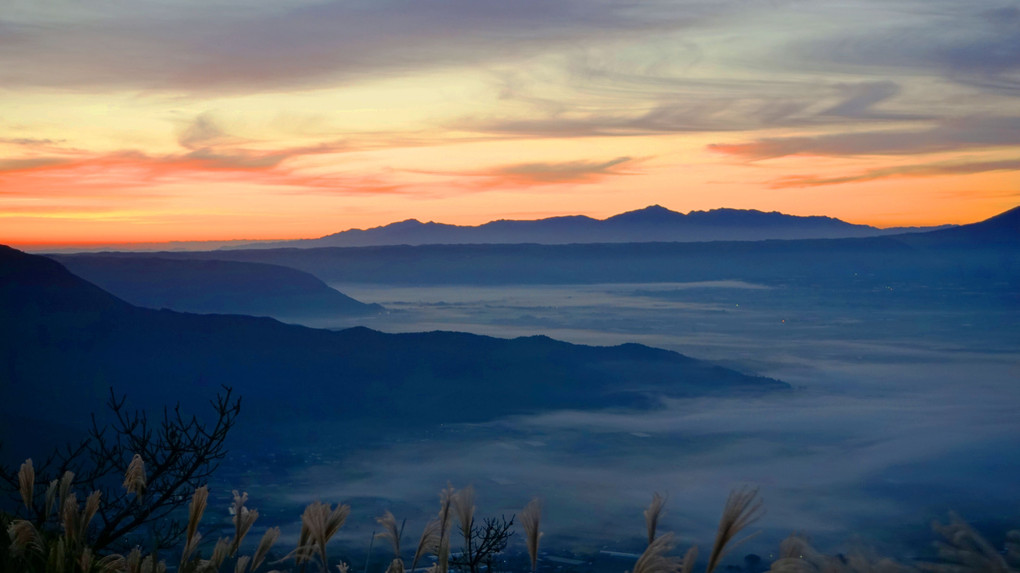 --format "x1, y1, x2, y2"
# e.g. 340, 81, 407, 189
3, 206, 1017, 568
